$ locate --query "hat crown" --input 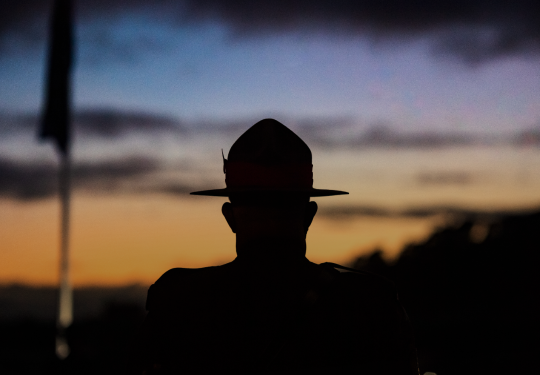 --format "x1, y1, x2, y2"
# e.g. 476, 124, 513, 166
189, 118, 348, 197
228, 119, 311, 164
